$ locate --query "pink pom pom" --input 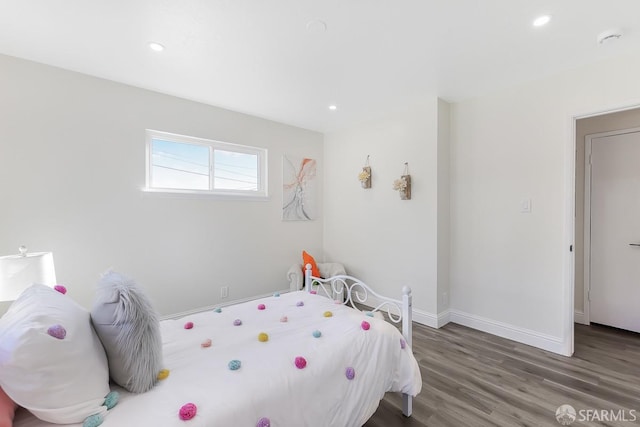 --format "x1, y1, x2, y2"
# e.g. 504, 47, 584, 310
256, 417, 271, 427
184, 322, 194, 330
294, 356, 307, 369
310, 290, 317, 295
54, 285, 67, 294
201, 339, 212, 348
280, 316, 288, 323
258, 304, 266, 310
179, 403, 197, 420
47, 324, 66, 340
361, 321, 370, 331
